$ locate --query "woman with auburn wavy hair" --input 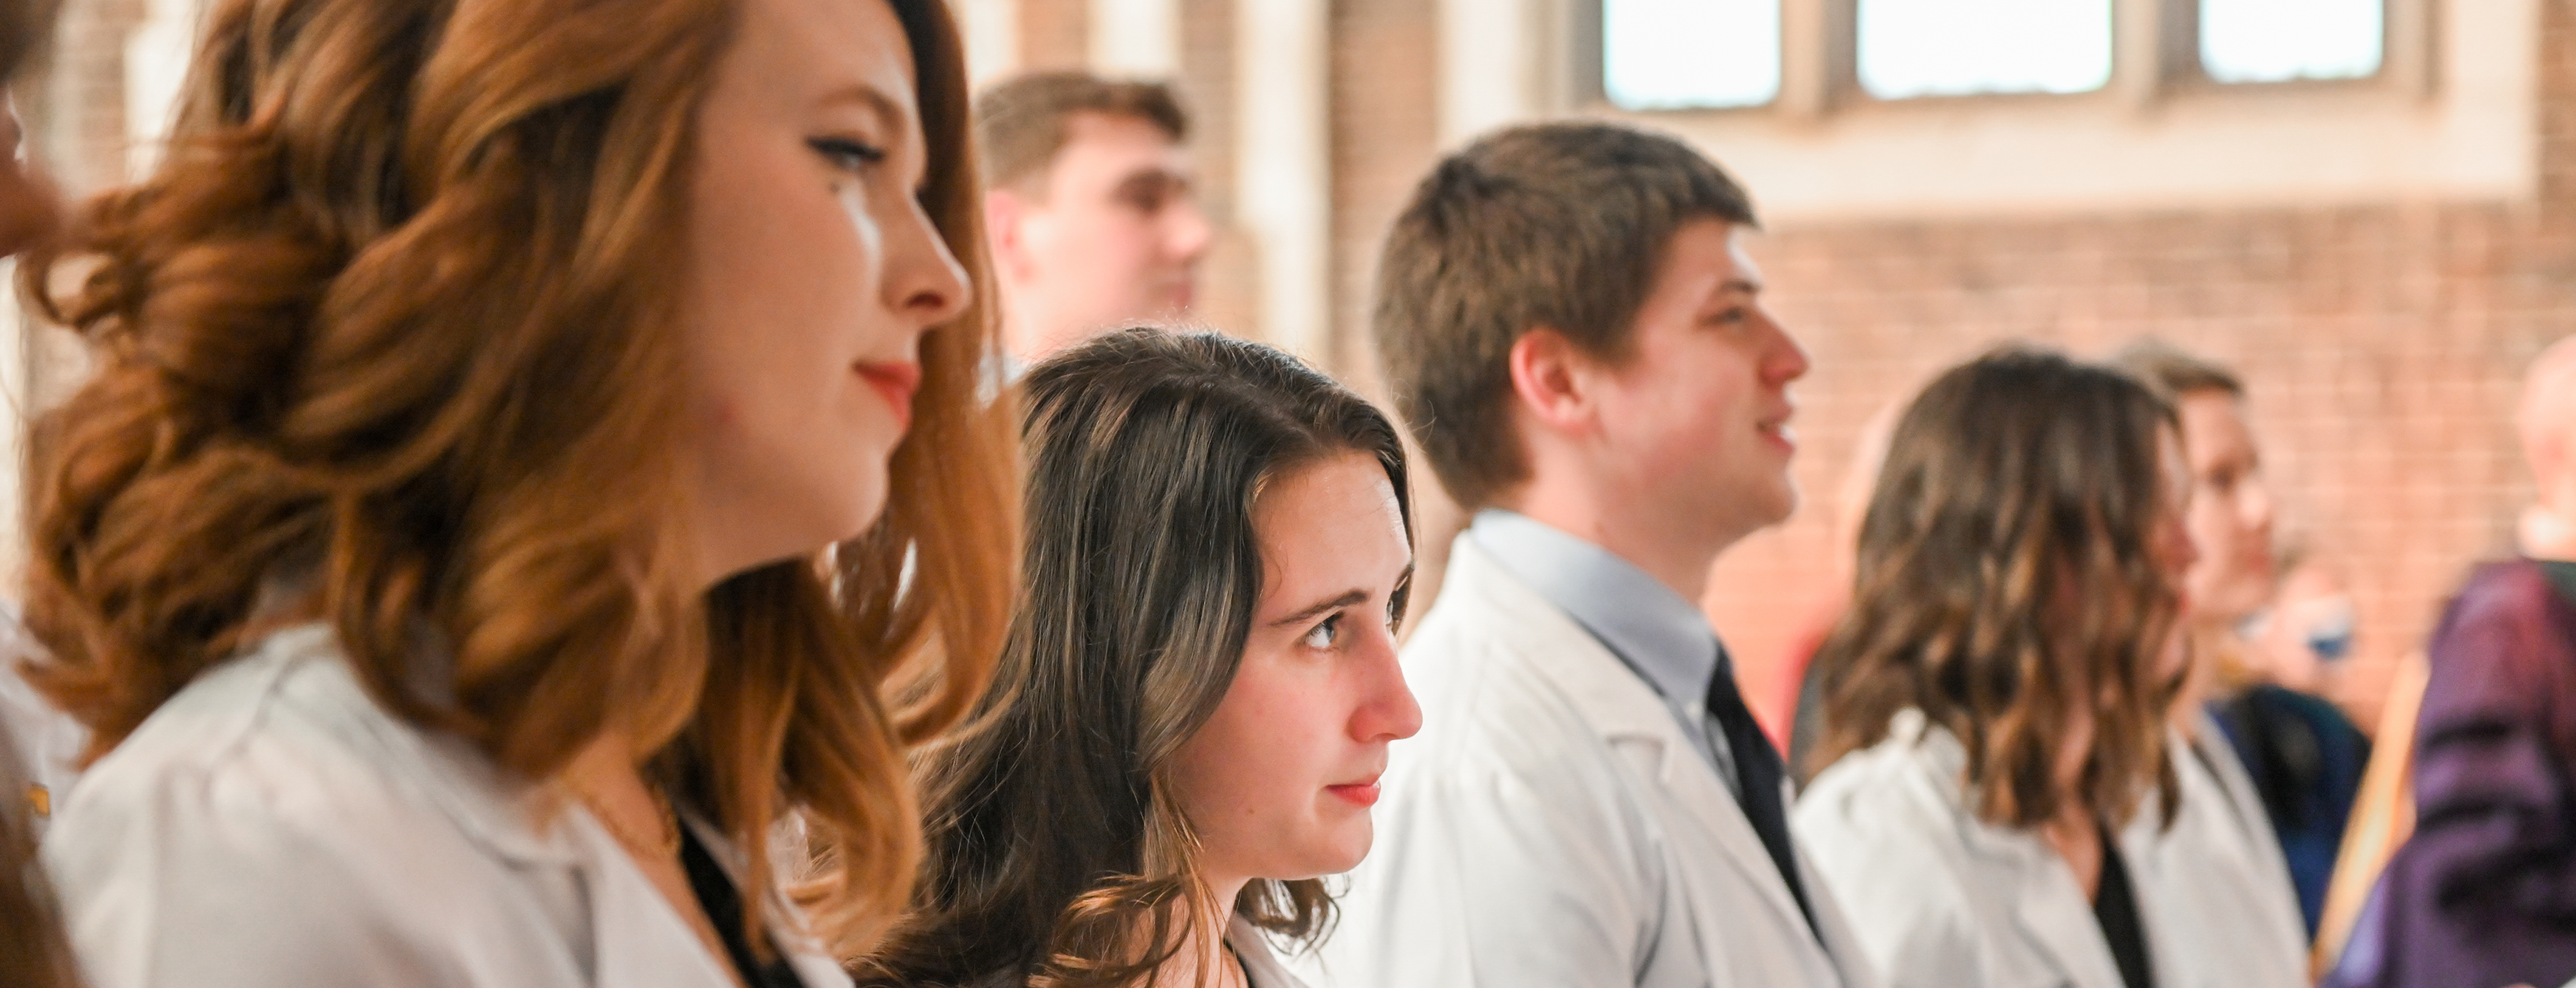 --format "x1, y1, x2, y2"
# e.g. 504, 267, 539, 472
1791, 348, 2201, 988
22, 0, 1015, 985
854, 328, 1421, 988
